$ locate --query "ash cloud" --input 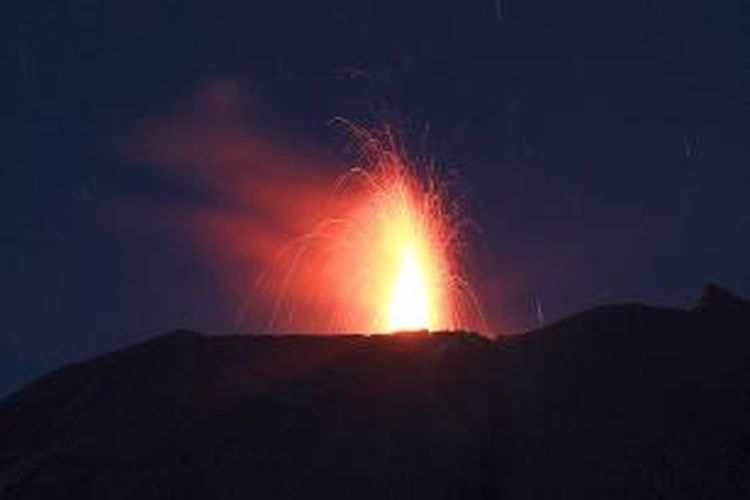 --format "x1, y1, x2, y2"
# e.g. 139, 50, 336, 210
121, 80, 348, 332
